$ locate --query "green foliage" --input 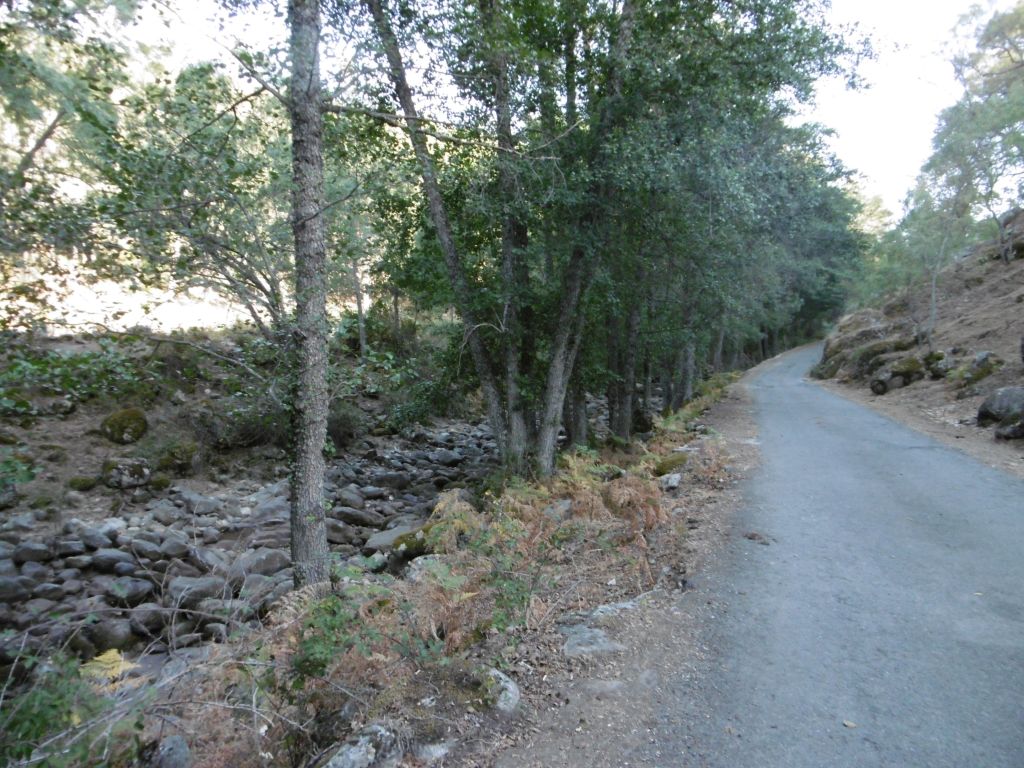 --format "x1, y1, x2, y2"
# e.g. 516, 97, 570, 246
291, 593, 386, 684
0, 341, 153, 406
0, 447, 35, 486
0, 649, 139, 767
